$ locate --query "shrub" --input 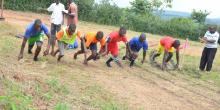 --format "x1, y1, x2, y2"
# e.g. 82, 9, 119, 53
4, 0, 214, 41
